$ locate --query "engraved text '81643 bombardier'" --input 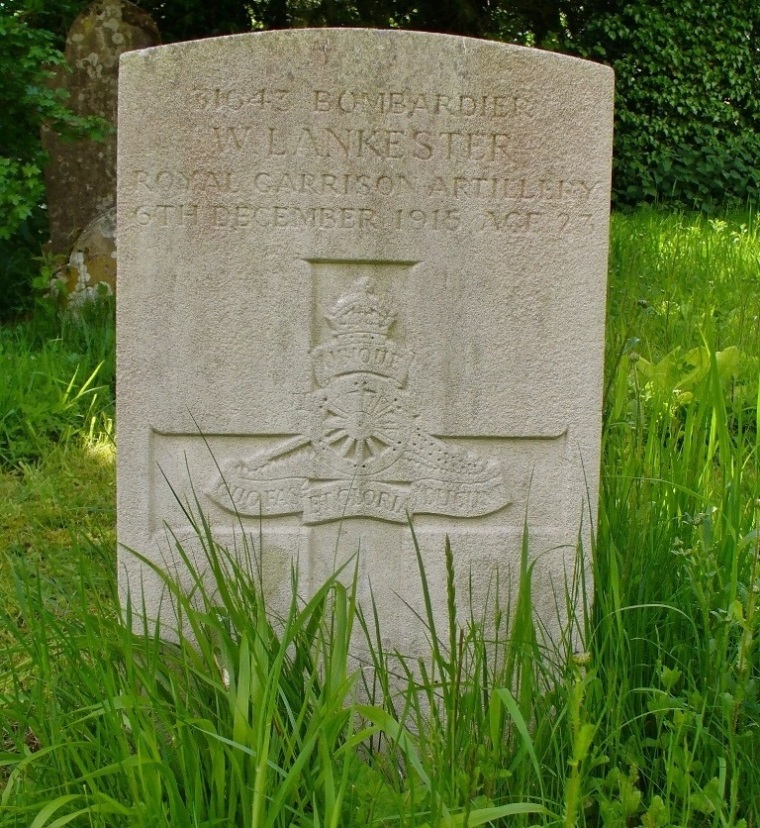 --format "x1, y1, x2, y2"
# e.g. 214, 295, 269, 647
206, 278, 510, 524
